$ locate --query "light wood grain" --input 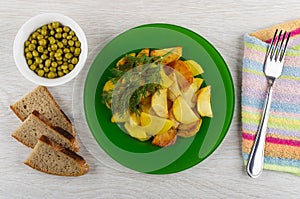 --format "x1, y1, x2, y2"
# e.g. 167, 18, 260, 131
2, 0, 300, 198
